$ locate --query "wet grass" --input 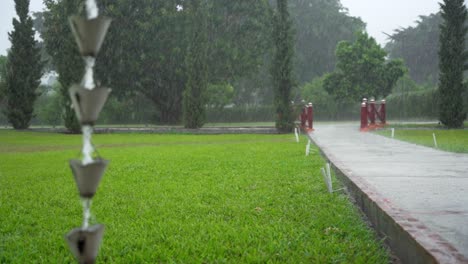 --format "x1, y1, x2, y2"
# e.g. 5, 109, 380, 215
0, 131, 389, 263
376, 128, 468, 153
0, 122, 275, 130
386, 121, 468, 129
